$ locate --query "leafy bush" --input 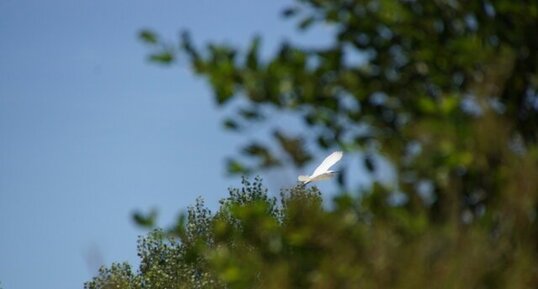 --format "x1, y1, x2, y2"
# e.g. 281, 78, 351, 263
86, 176, 537, 289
